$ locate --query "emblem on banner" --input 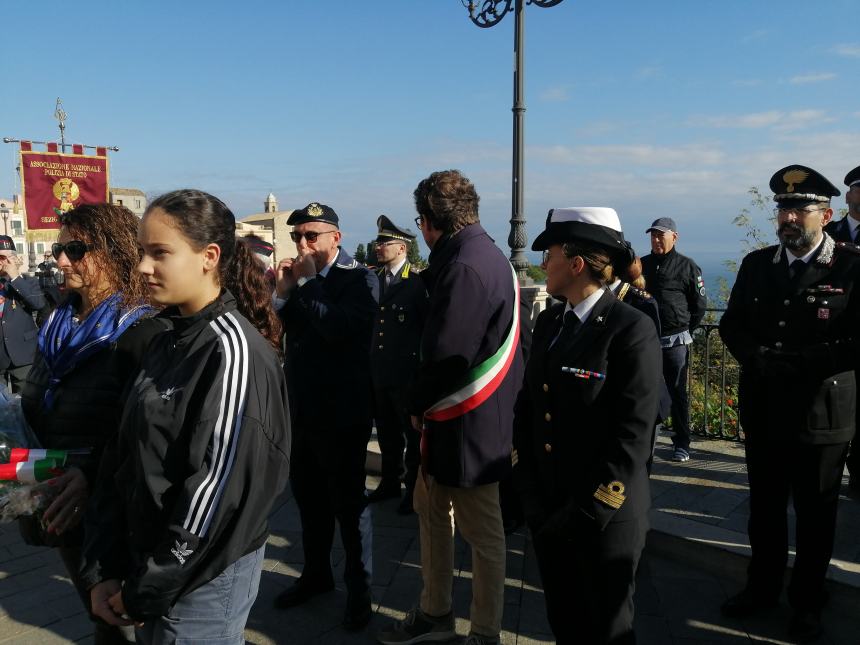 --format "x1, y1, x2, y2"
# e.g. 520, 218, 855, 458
52, 178, 80, 216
